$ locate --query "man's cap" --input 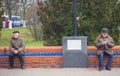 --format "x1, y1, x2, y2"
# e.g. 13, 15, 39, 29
101, 28, 109, 33
13, 31, 20, 33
